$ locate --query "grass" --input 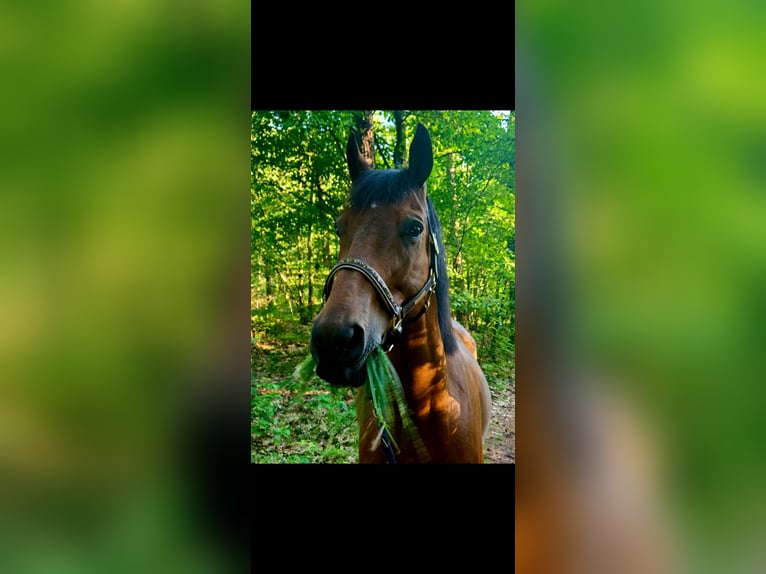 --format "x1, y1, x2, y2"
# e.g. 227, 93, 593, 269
251, 319, 359, 464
